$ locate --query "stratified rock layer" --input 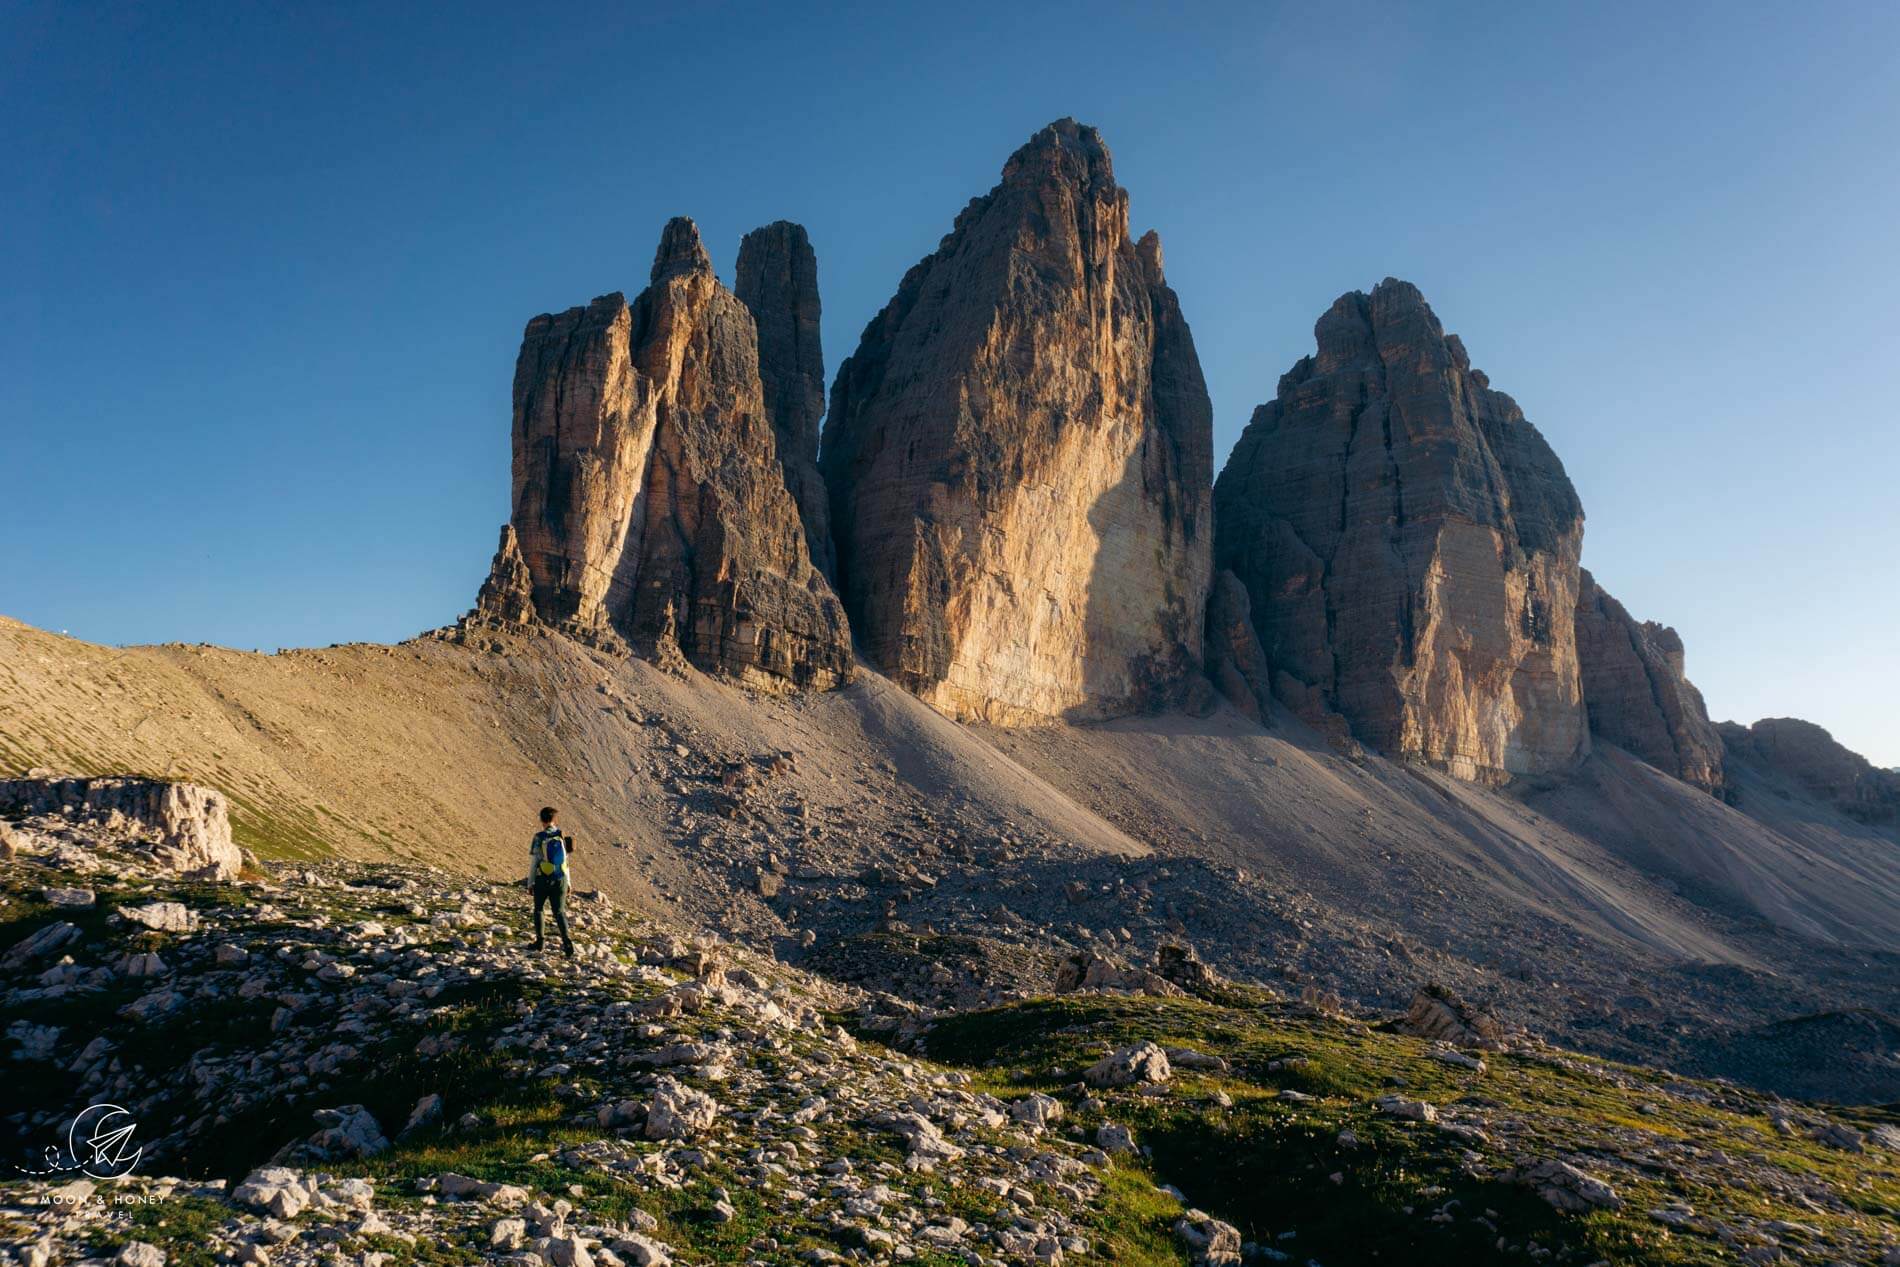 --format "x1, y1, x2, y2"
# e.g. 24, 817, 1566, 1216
1719, 718, 1900, 824
735, 222, 833, 574
1214, 280, 1587, 781
476, 218, 851, 690
823, 119, 1214, 724
1574, 569, 1726, 793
